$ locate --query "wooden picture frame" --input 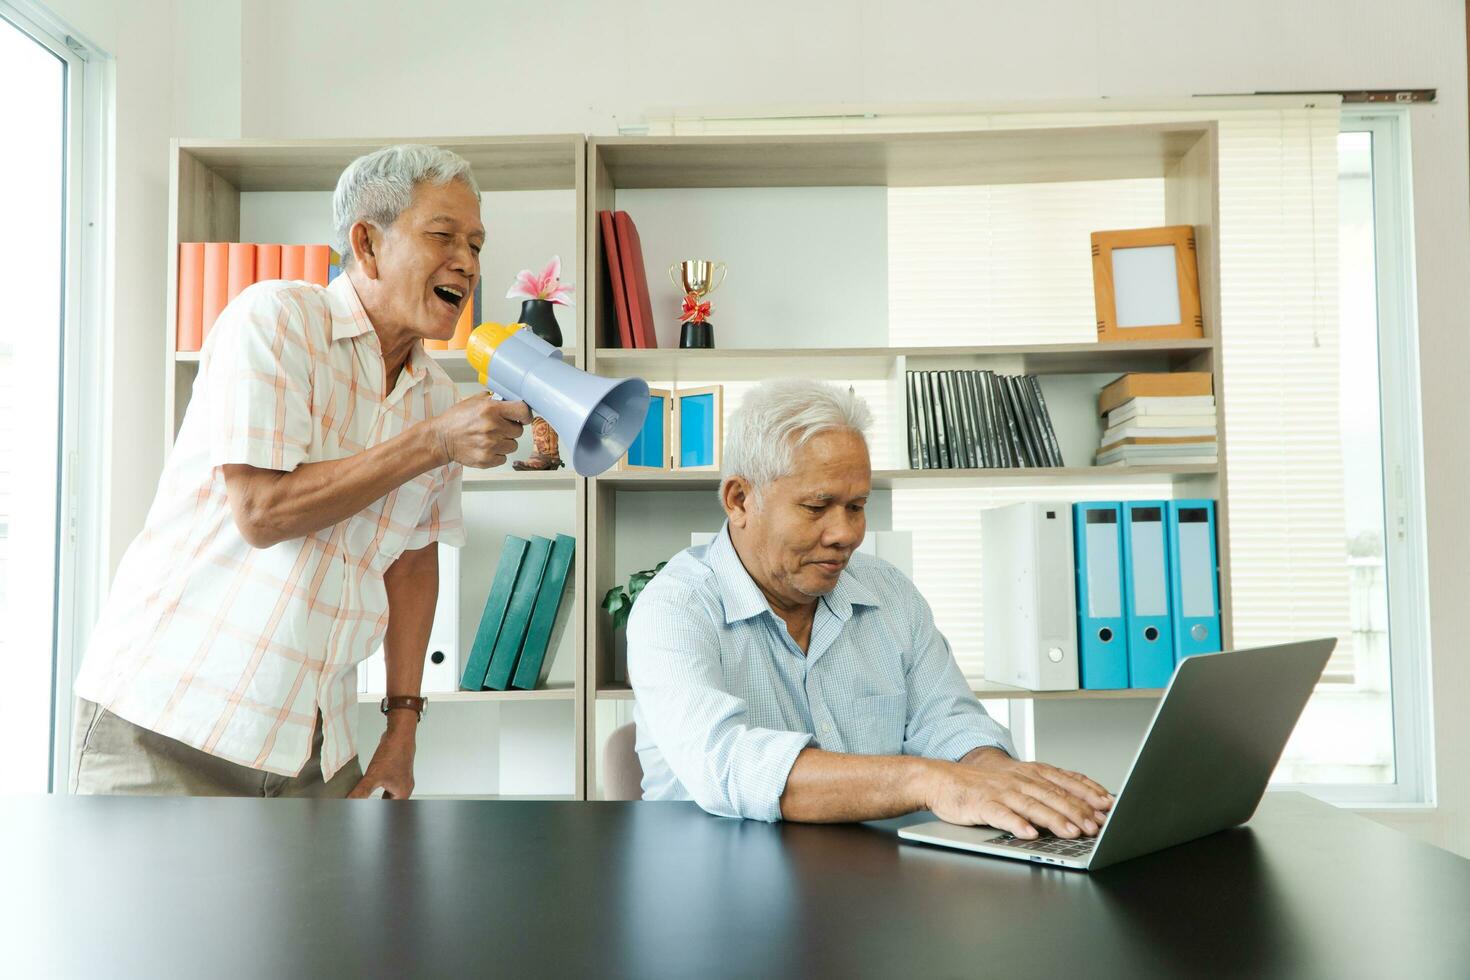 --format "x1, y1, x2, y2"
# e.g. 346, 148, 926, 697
1091, 225, 1203, 342
672, 386, 723, 471
619, 387, 672, 470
